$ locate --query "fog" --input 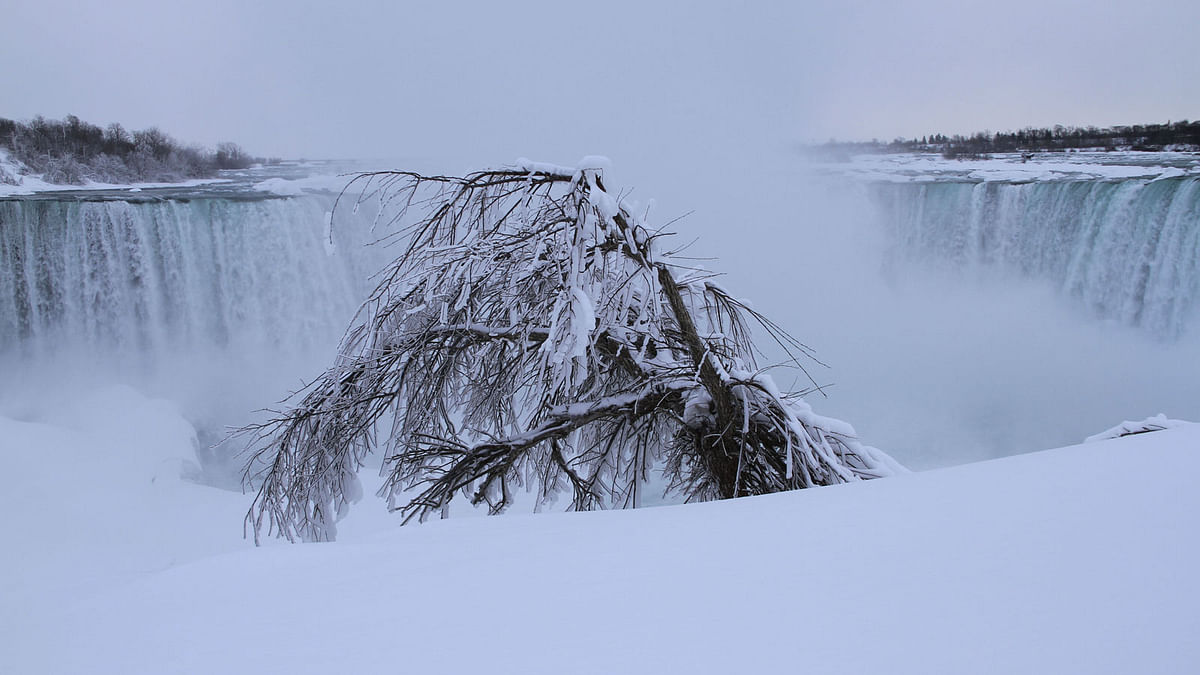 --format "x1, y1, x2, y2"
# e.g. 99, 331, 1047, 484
583, 161, 1199, 470
701, 171, 1200, 468
2, 1, 1198, 471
